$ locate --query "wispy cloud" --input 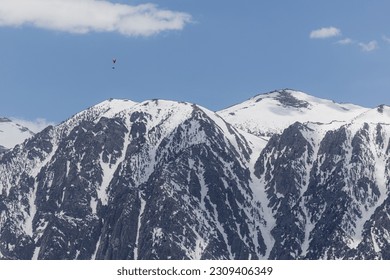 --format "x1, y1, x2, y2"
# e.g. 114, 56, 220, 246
310, 27, 341, 39
0, 0, 192, 36
383, 35, 390, 44
11, 117, 54, 133
336, 38, 354, 45
358, 40, 378, 52
311, 25, 381, 52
